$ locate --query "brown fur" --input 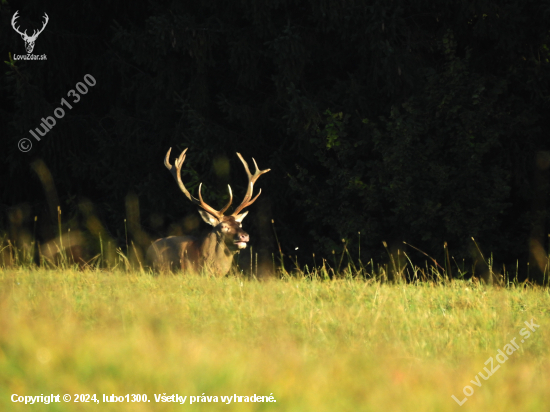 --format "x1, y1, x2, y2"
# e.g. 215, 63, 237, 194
146, 215, 249, 276
147, 148, 269, 276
